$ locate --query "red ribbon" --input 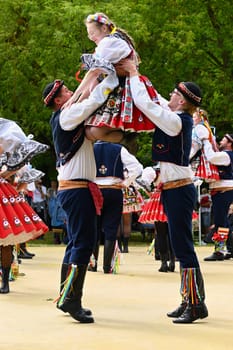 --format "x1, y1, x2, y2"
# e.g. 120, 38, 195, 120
88, 182, 103, 215
75, 70, 83, 83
